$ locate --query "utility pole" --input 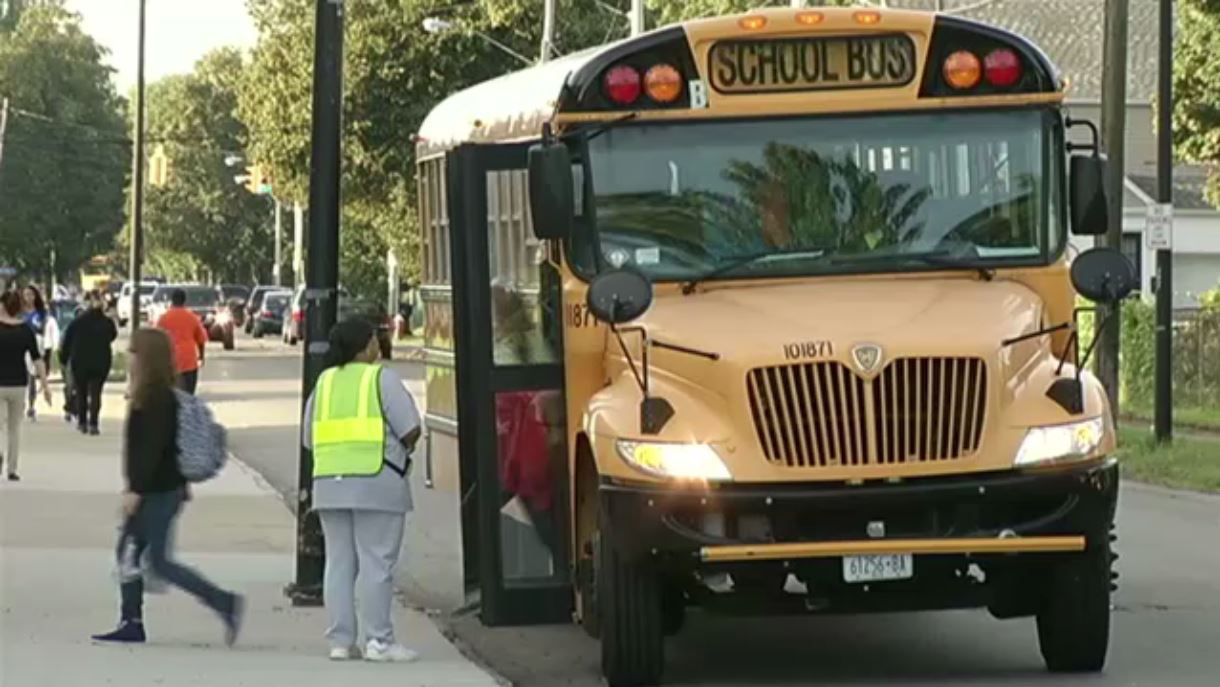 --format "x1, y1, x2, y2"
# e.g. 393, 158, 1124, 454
1096, 0, 1128, 424
127, 0, 147, 333
0, 98, 10, 178
1154, 0, 1173, 442
629, 0, 644, 36
287, 0, 344, 607
540, 0, 556, 63
293, 201, 305, 288
273, 199, 283, 286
